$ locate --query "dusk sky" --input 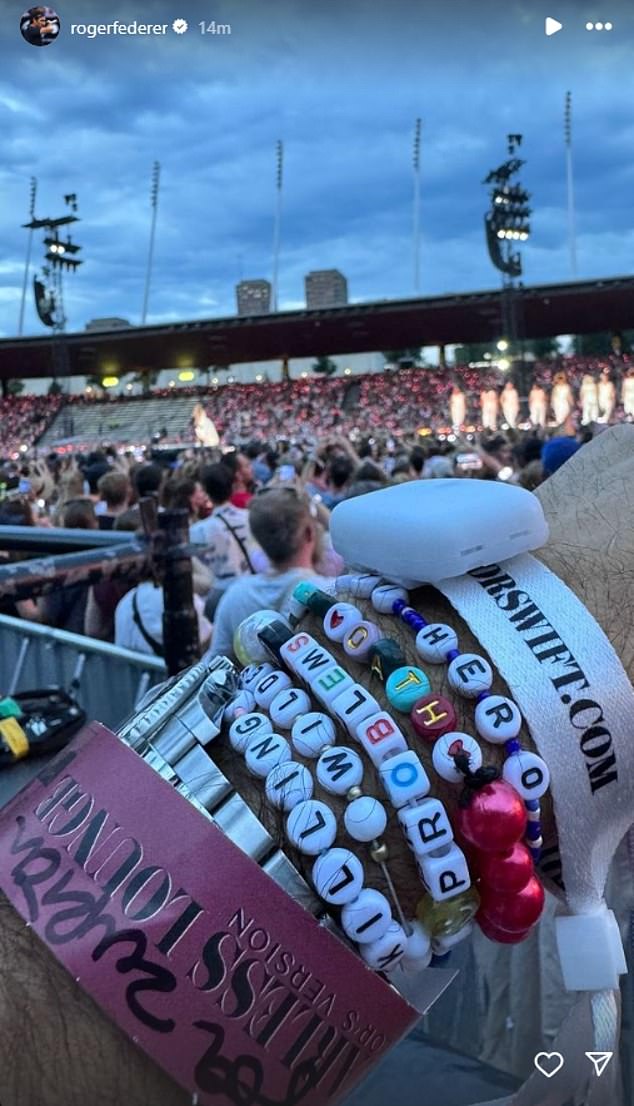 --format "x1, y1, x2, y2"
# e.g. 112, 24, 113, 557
1, 0, 633, 339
